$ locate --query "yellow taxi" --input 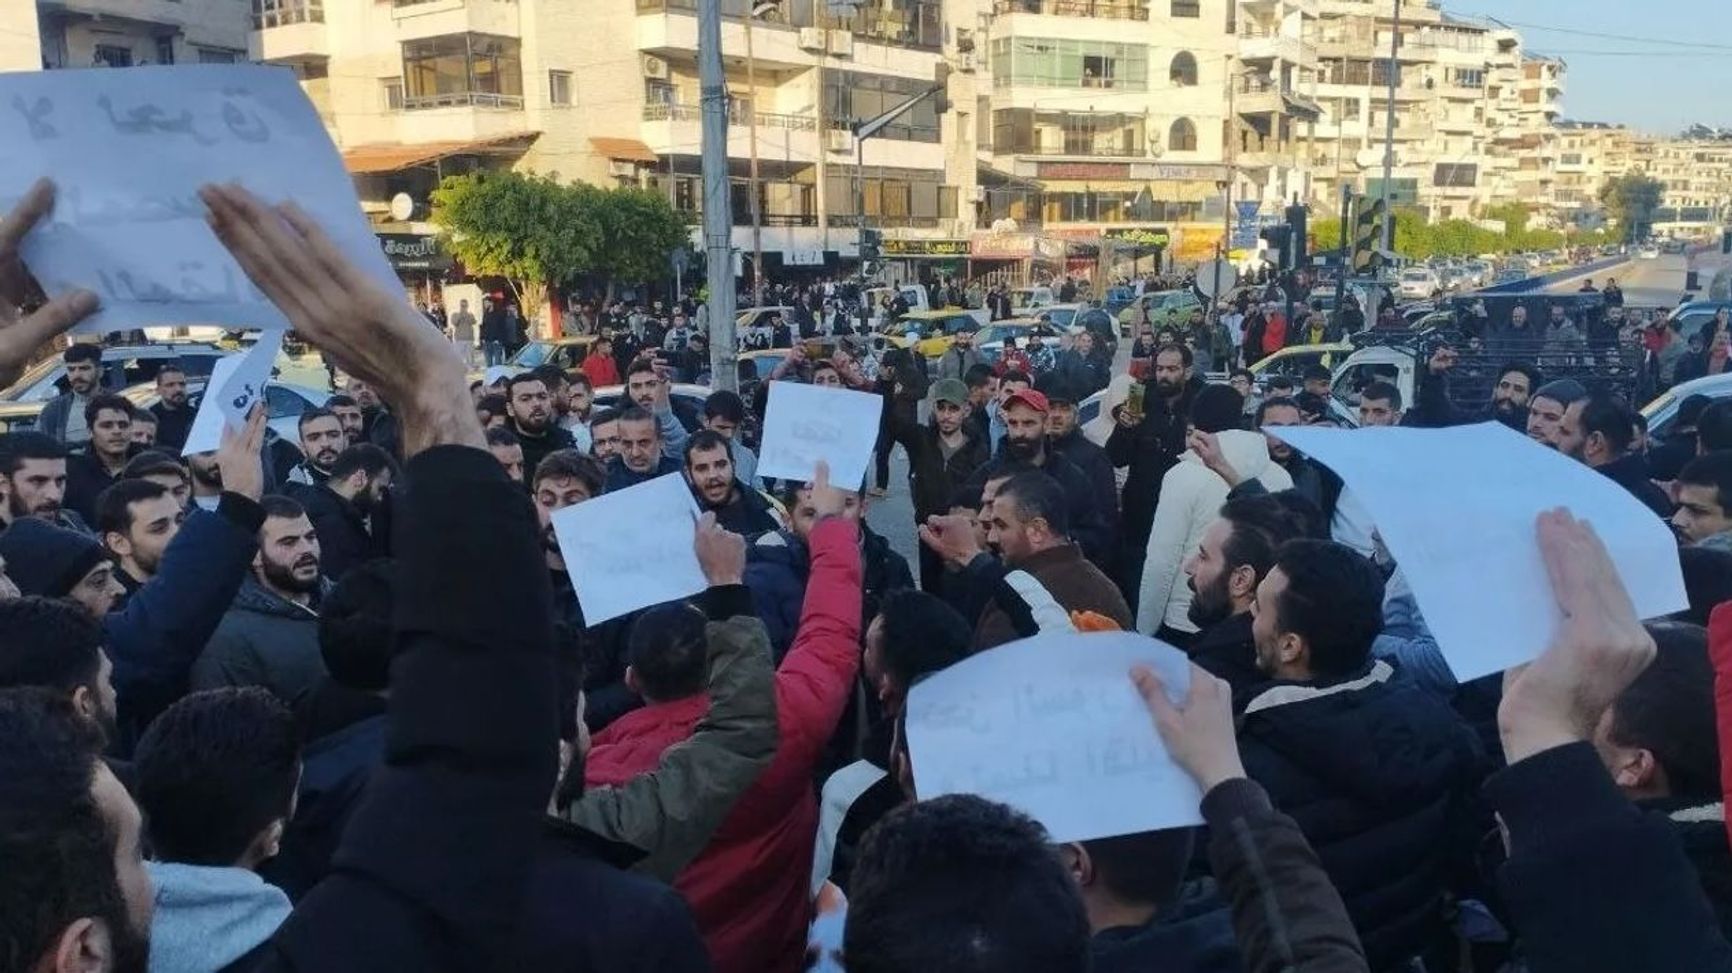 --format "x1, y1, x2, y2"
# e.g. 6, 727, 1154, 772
1246, 342, 1353, 382
876, 309, 988, 359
